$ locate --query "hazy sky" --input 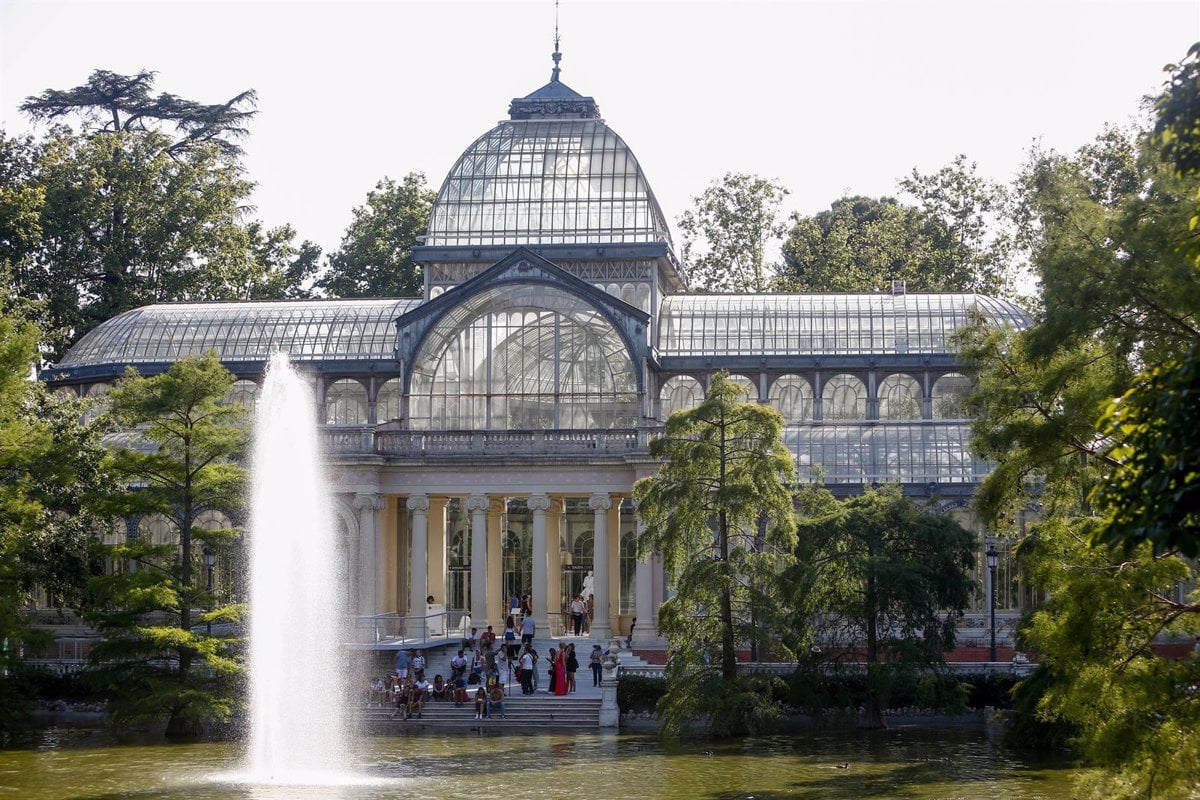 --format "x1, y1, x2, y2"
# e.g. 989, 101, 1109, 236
2, 0, 1197, 258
